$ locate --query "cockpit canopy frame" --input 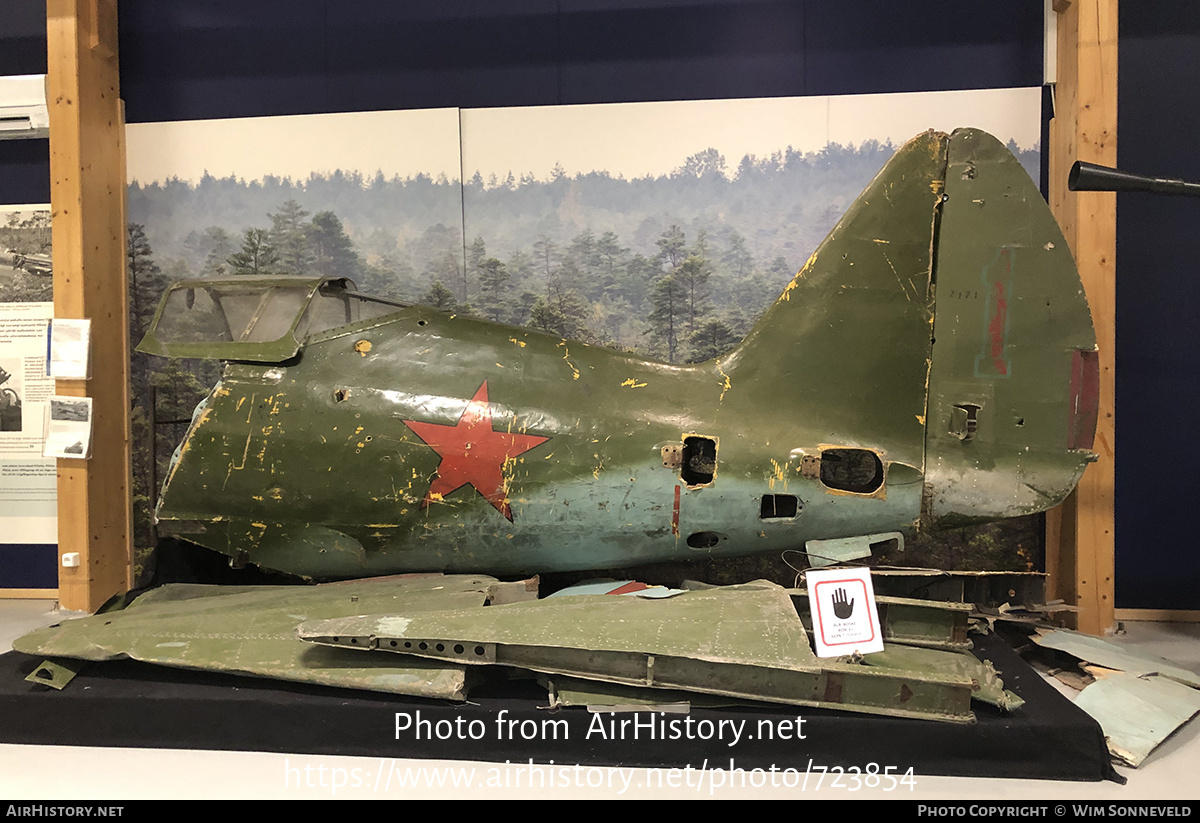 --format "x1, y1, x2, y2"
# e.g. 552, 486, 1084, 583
136, 275, 406, 362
